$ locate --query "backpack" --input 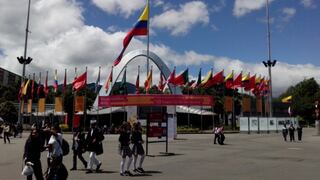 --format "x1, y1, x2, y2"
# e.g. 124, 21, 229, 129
60, 139, 70, 156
